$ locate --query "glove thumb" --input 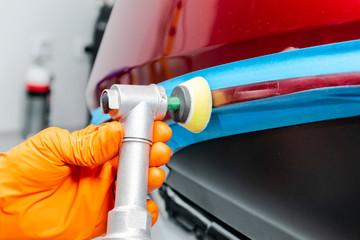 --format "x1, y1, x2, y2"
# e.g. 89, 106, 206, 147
62, 121, 123, 167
